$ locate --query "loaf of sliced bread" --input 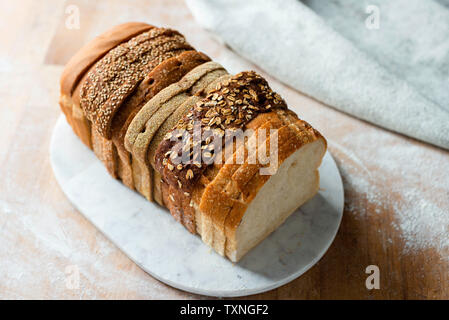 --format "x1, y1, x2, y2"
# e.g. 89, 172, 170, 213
58, 23, 327, 262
